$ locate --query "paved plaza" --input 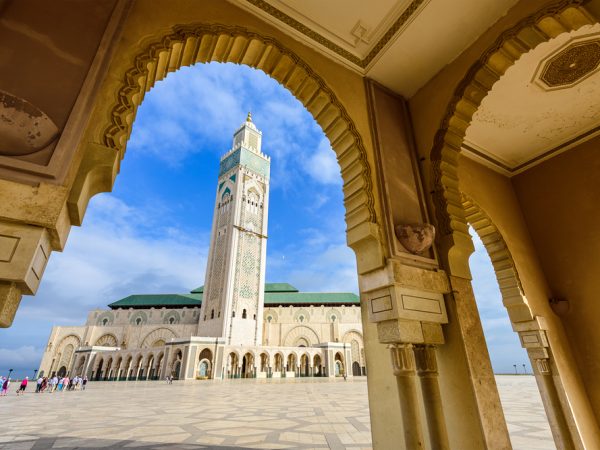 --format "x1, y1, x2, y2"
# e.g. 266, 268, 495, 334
0, 376, 553, 449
